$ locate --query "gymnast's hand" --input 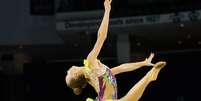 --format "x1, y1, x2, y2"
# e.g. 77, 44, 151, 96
144, 53, 155, 66
104, 0, 112, 11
